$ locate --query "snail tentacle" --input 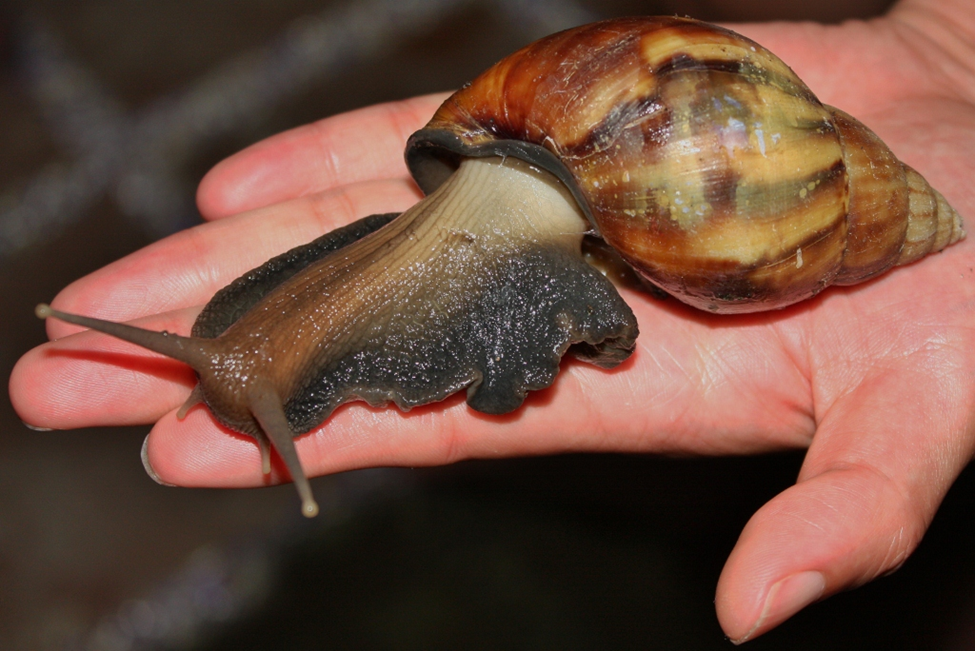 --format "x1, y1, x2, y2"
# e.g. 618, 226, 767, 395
34, 304, 217, 372
176, 384, 205, 419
